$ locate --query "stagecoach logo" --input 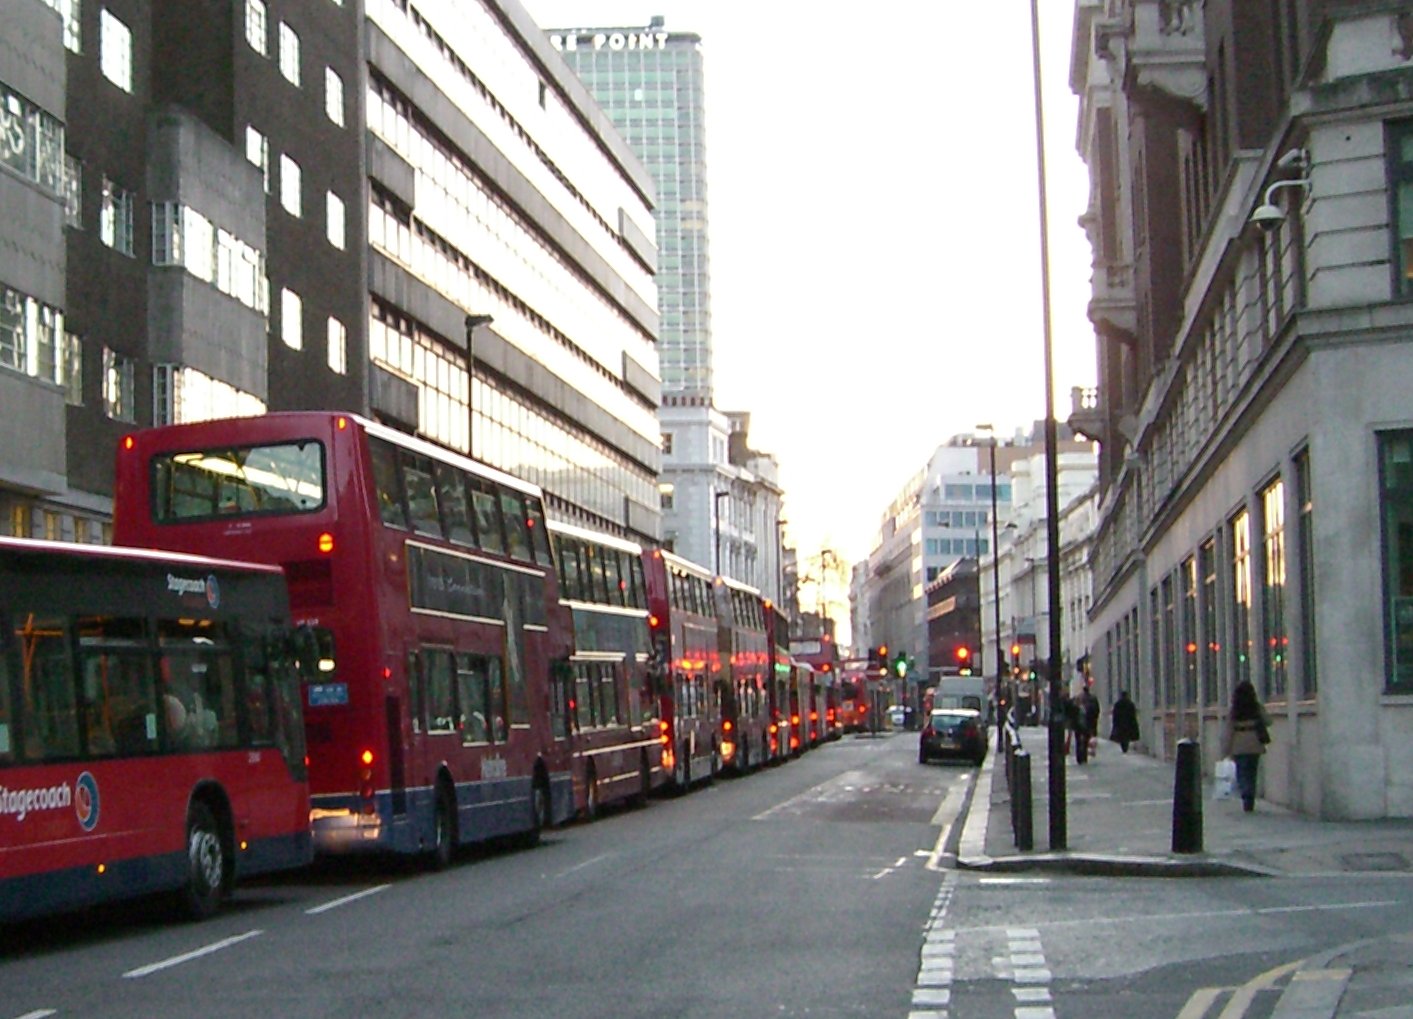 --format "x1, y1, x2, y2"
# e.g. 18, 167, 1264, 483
75, 771, 100, 831
167, 572, 221, 609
